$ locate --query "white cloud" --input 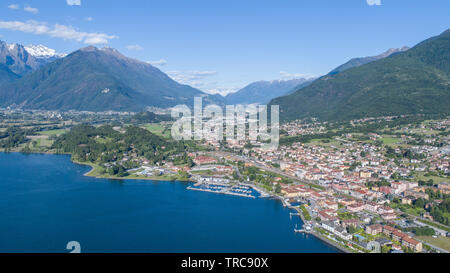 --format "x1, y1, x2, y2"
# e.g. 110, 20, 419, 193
279, 71, 316, 80
166, 70, 229, 94
167, 70, 217, 83
167, 70, 213, 85
366, 0, 381, 6
0, 20, 118, 44
84, 17, 94, 22
206, 87, 239, 96
24, 5, 38, 14
147, 59, 167, 66
165, 70, 239, 95
126, 44, 144, 51
8, 4, 20, 10
191, 71, 217, 77
67, 0, 81, 6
